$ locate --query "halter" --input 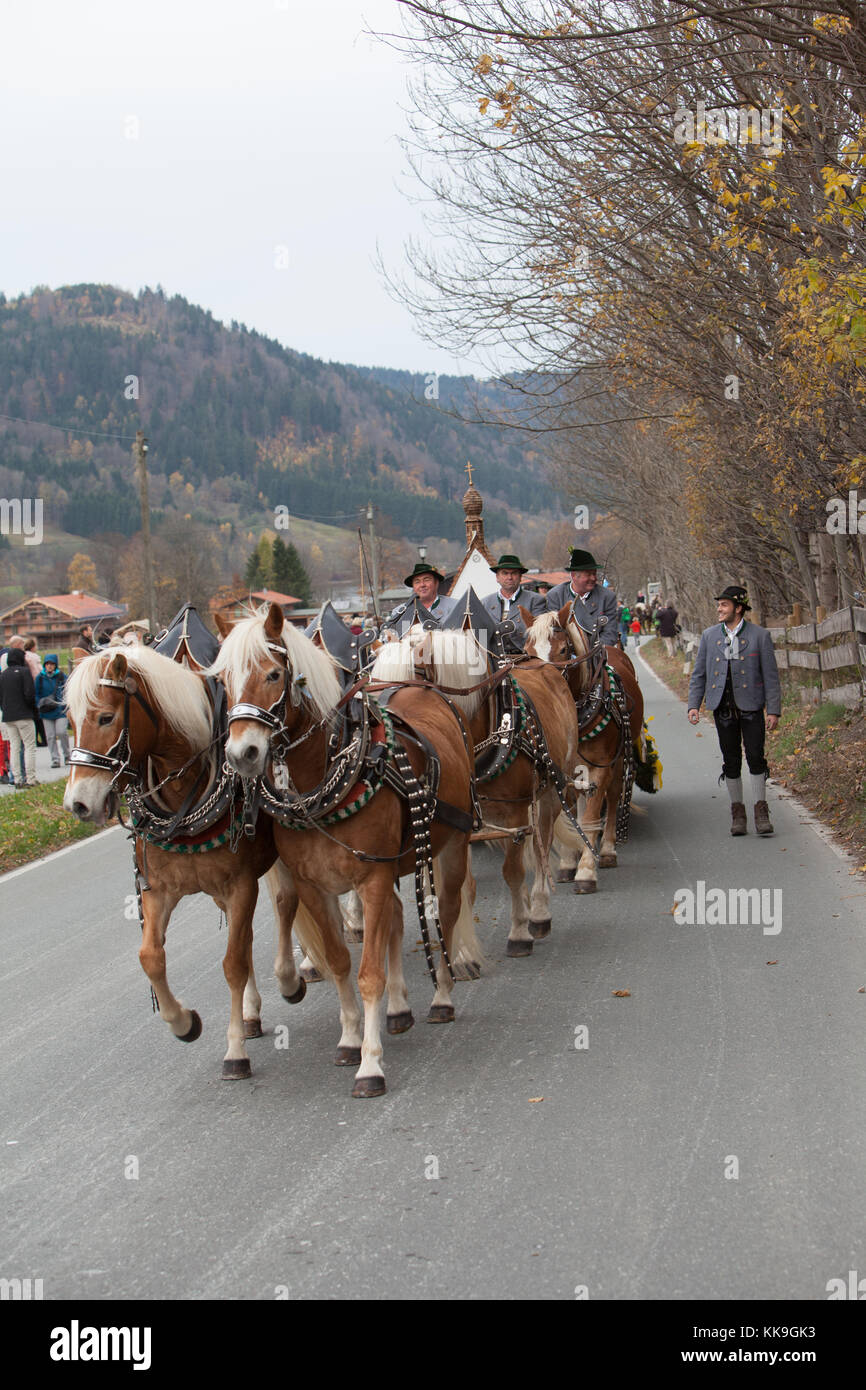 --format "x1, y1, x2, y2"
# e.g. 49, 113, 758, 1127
68, 674, 161, 783
226, 638, 317, 741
